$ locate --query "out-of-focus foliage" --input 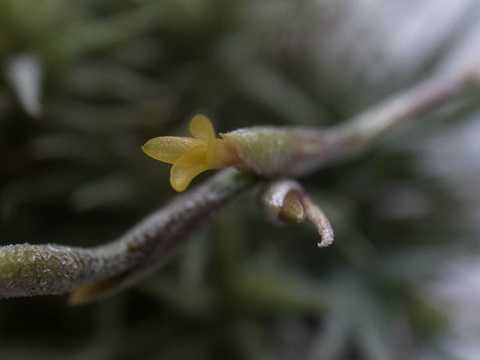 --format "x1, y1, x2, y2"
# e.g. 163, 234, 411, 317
1, 0, 479, 359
